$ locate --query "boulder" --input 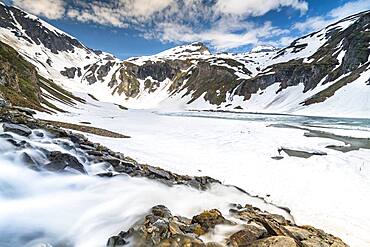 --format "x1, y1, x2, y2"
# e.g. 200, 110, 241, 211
191, 209, 232, 235
229, 225, 267, 246
45, 151, 86, 174
147, 166, 171, 180
0, 98, 7, 107
3, 123, 32, 136
248, 236, 298, 247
